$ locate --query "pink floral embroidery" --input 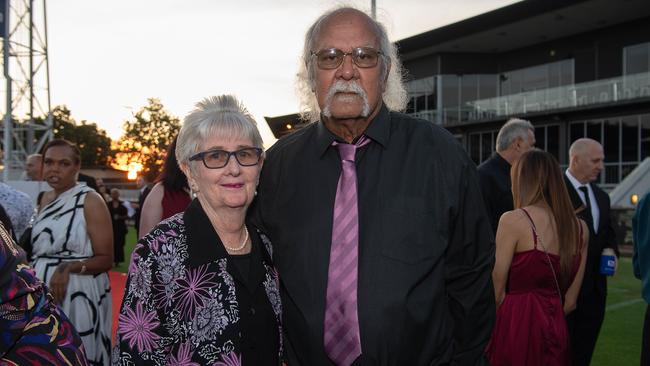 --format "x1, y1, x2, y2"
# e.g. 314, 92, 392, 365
117, 301, 160, 352
212, 352, 241, 366
174, 264, 217, 318
167, 342, 200, 366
